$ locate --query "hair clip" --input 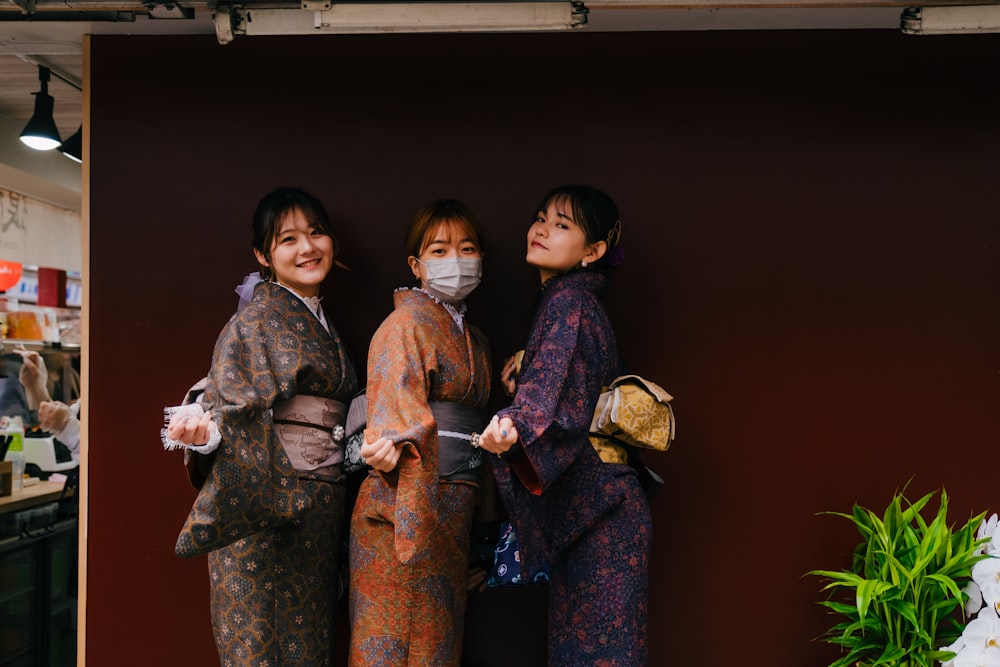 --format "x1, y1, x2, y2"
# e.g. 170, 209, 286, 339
606, 219, 622, 247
